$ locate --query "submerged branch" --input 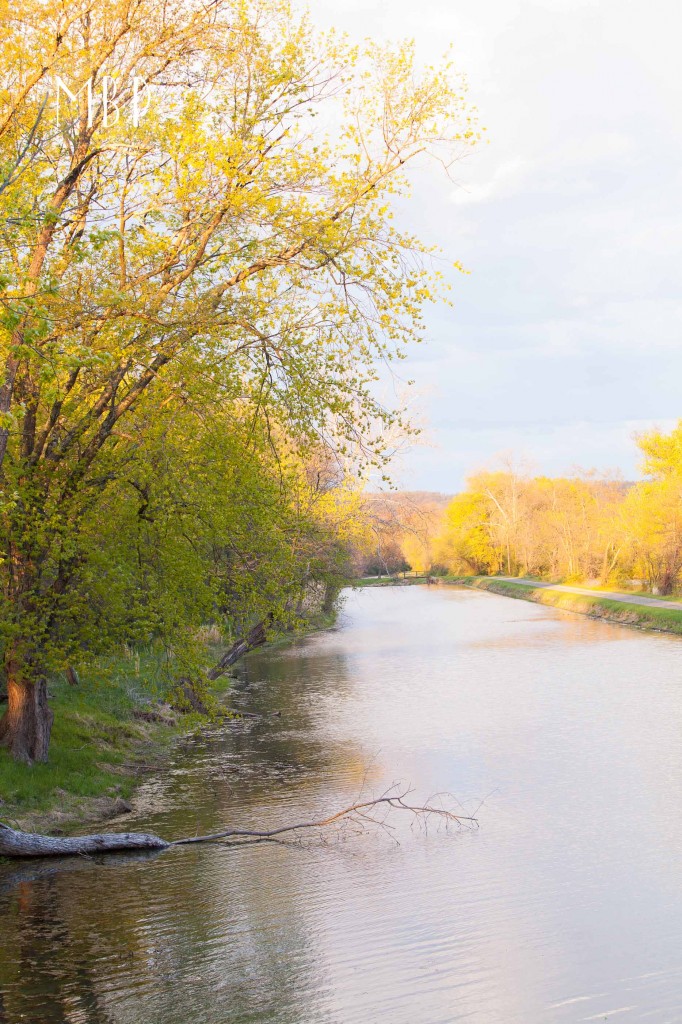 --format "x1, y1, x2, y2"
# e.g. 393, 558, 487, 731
173, 789, 474, 846
0, 788, 477, 859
